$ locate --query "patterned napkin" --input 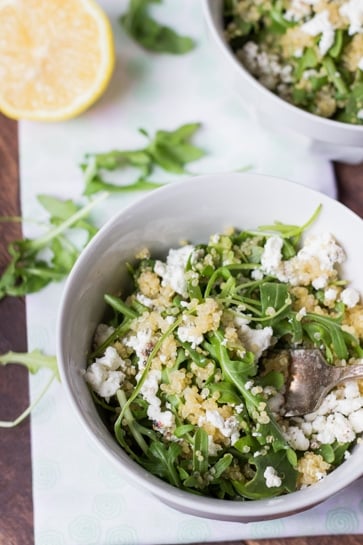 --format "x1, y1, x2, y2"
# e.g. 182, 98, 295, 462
19, 1, 363, 544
